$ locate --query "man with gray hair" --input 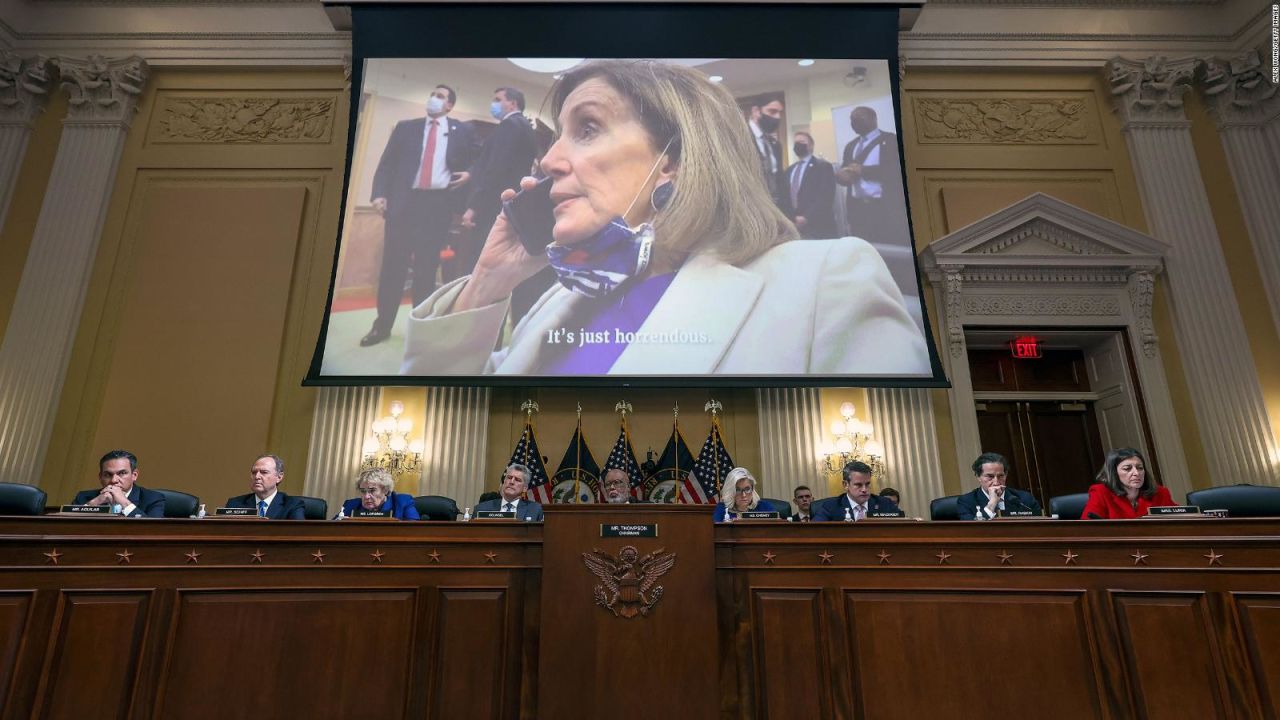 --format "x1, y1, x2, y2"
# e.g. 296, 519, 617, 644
475, 463, 545, 520
602, 468, 648, 504
224, 454, 306, 519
